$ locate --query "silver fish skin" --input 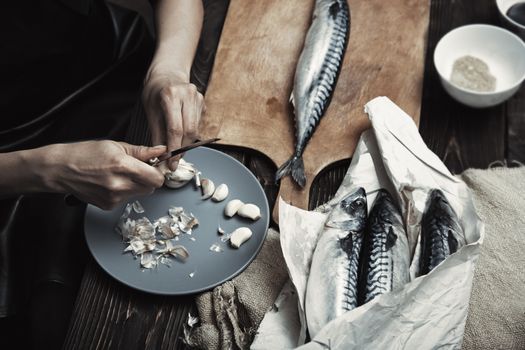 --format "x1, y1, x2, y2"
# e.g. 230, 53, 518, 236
276, 0, 350, 187
419, 189, 465, 275
305, 187, 366, 338
358, 189, 410, 305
